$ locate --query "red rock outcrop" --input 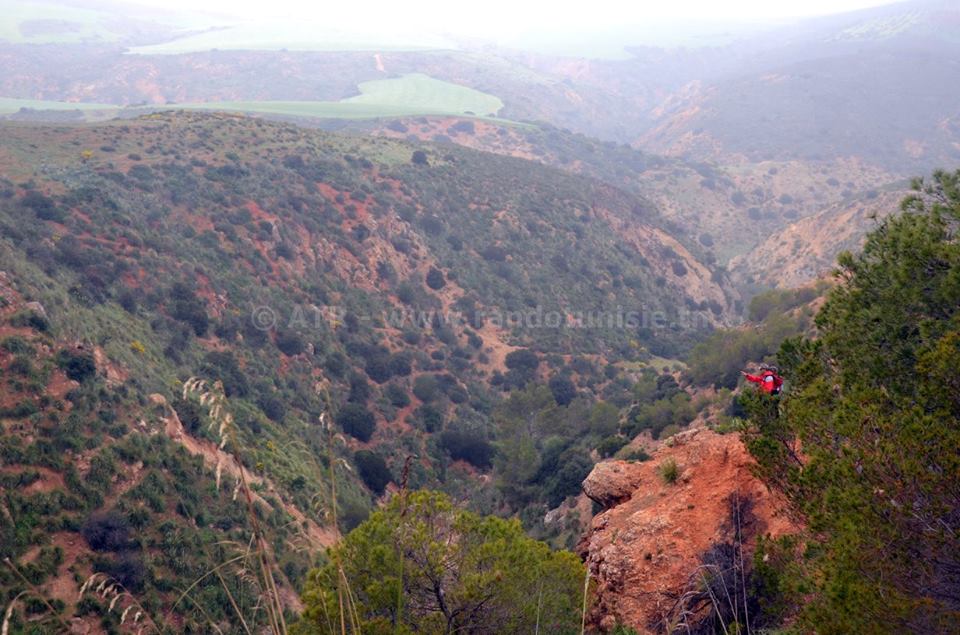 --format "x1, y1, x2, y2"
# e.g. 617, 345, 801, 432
578, 429, 796, 633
